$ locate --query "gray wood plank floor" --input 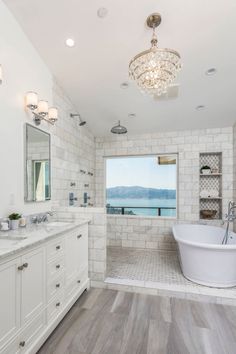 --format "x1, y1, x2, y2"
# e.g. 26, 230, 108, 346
38, 288, 236, 354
